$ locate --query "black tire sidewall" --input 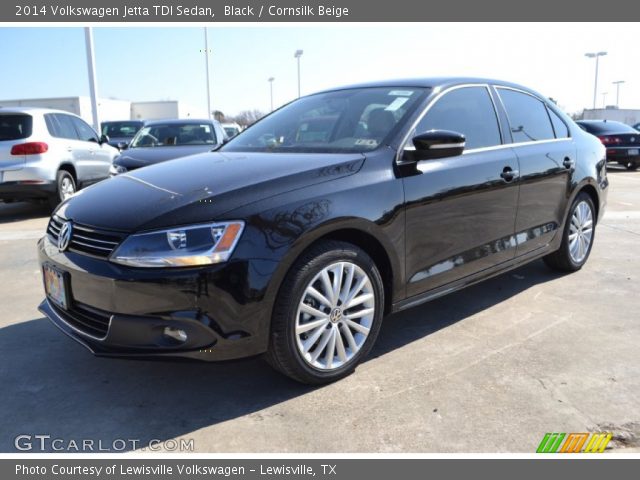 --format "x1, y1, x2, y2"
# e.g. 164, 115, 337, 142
277, 243, 385, 383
